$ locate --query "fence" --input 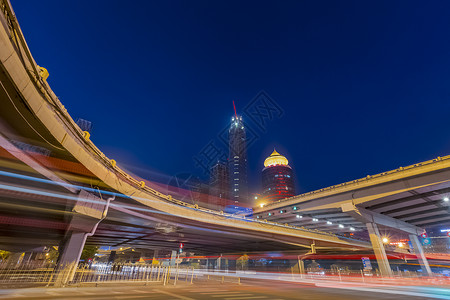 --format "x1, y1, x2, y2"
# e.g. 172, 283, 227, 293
1, 261, 448, 288
0, 262, 203, 287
